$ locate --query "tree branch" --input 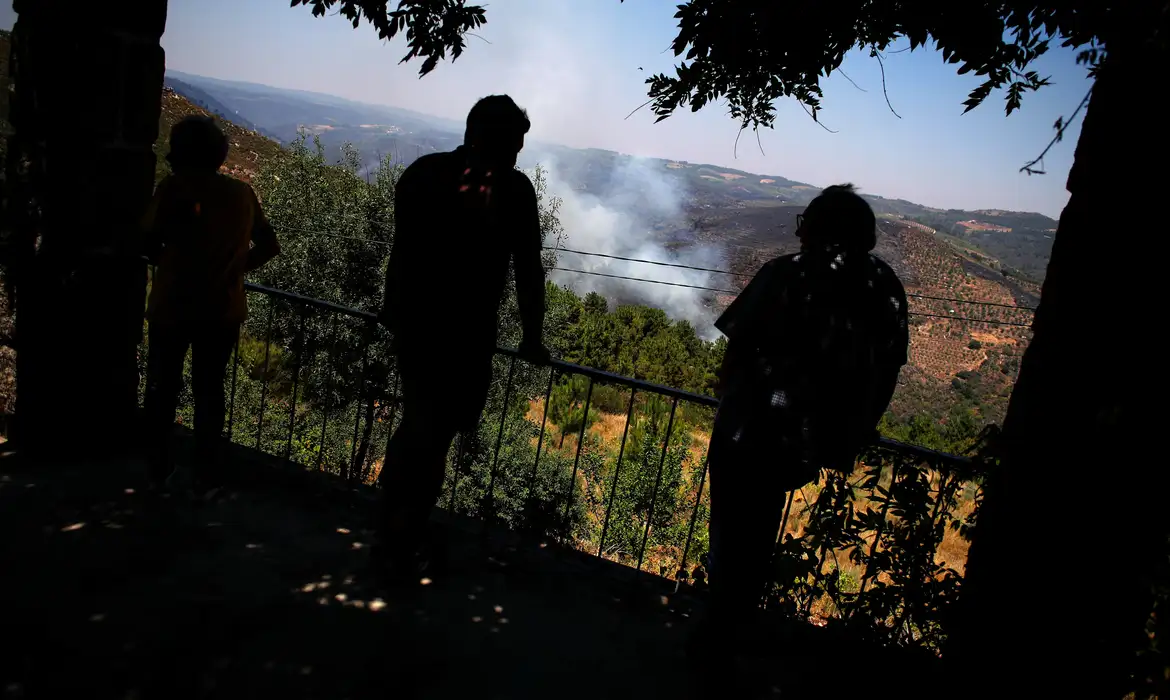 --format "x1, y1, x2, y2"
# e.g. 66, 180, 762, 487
1020, 85, 1093, 175
874, 51, 902, 118
800, 101, 838, 133
838, 69, 867, 92
624, 98, 655, 120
